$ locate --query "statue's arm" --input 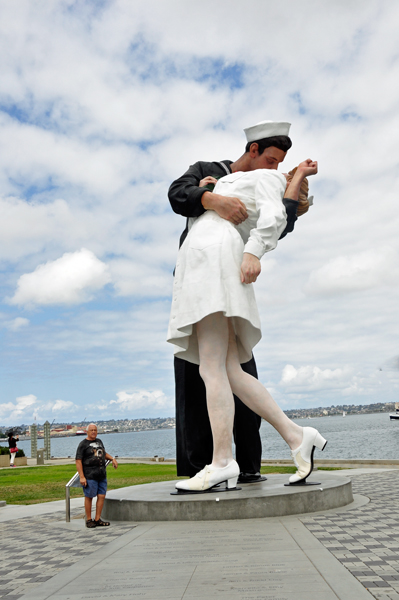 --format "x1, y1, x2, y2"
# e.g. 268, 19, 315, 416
168, 162, 208, 218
